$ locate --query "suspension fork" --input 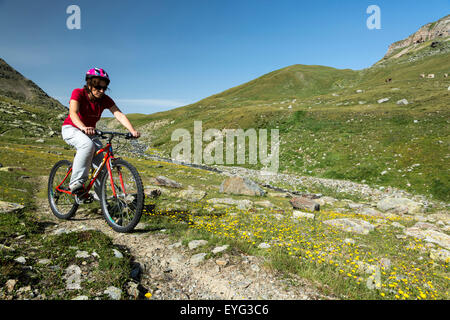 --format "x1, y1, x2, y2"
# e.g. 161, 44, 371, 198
106, 158, 128, 197
106, 157, 118, 197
